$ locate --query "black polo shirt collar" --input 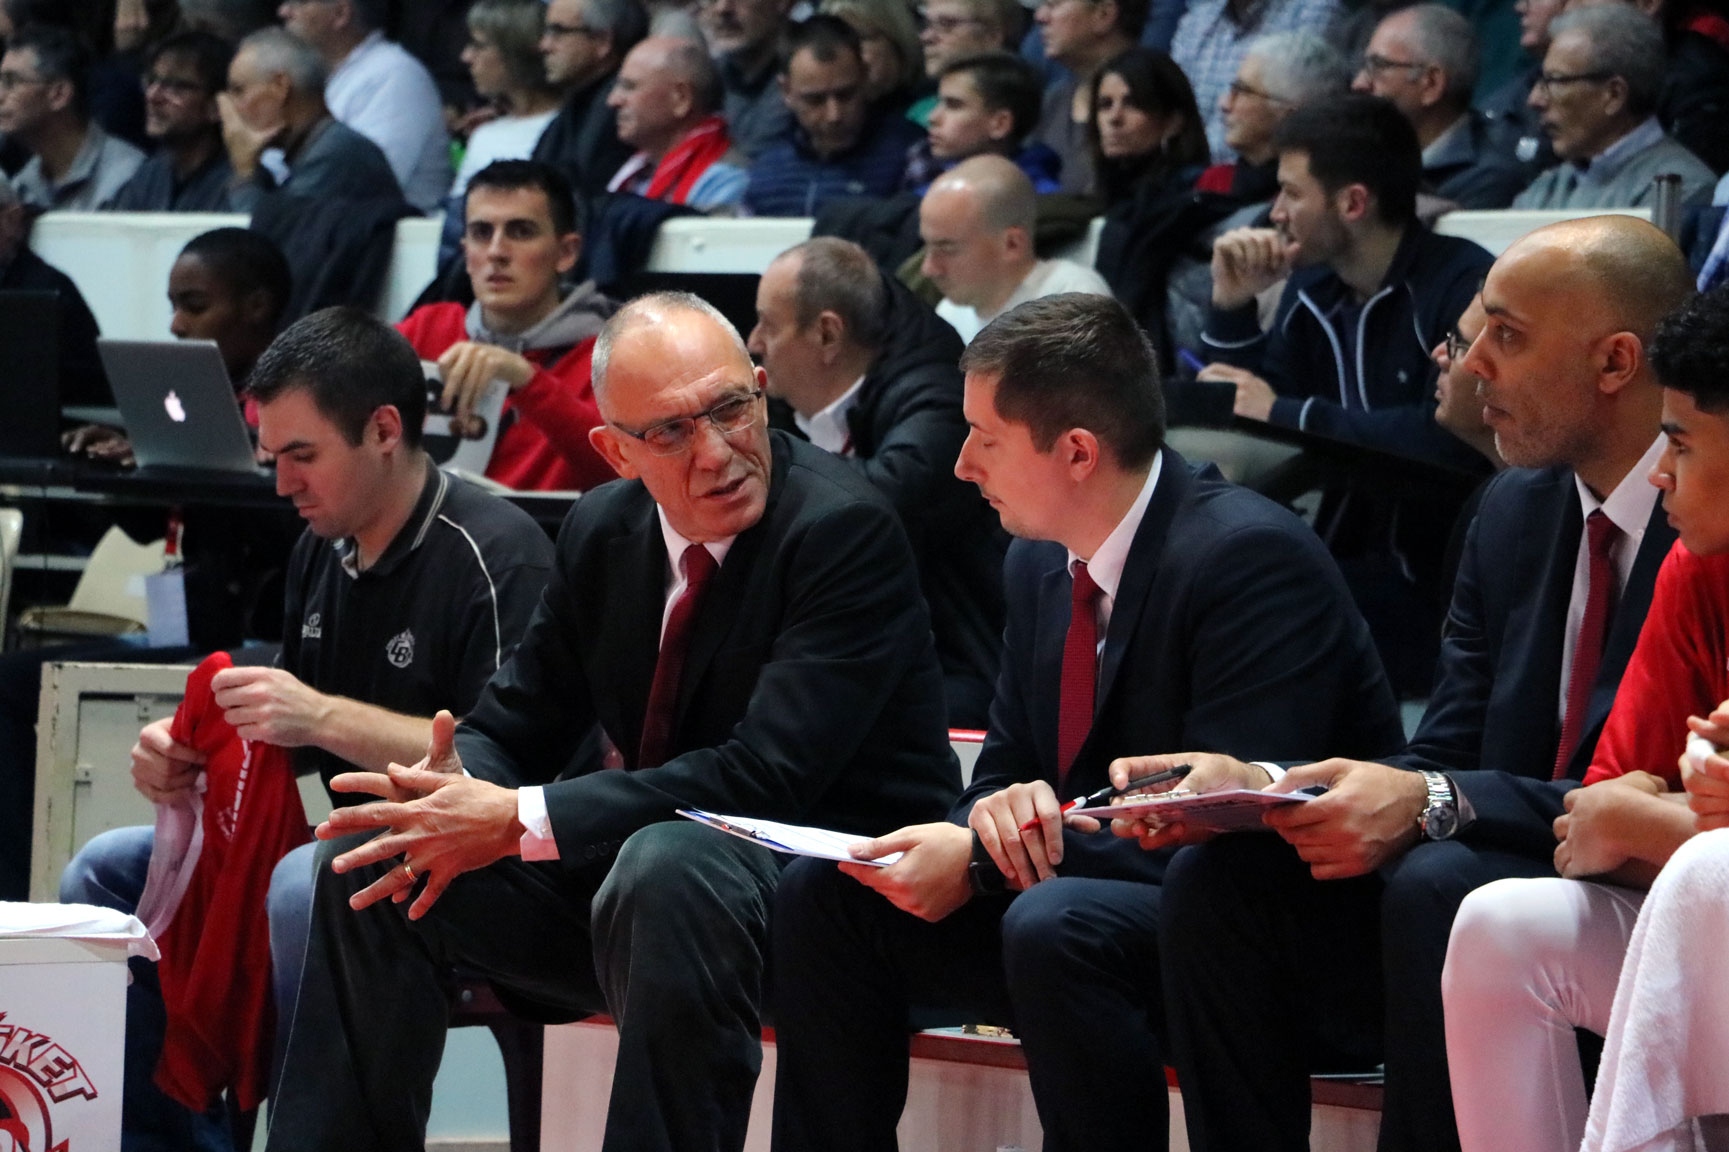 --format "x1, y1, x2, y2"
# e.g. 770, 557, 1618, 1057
337, 457, 450, 580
